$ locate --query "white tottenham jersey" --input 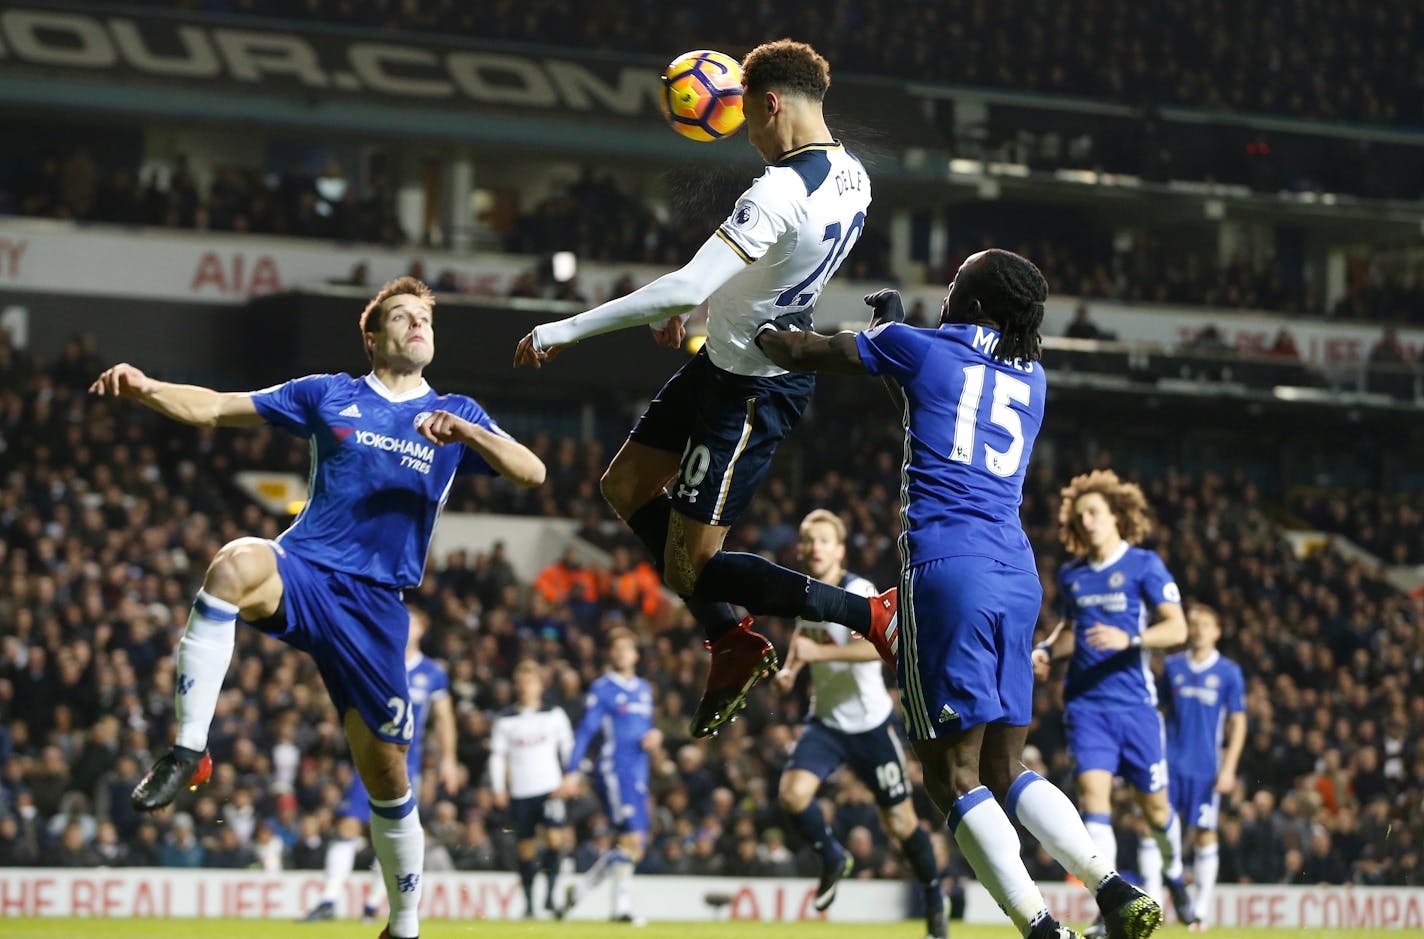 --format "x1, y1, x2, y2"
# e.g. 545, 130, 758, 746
800, 572, 894, 733
488, 705, 573, 800
710, 141, 872, 377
